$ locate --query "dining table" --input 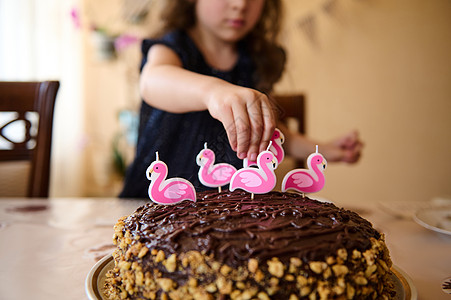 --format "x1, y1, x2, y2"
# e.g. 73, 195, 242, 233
0, 195, 450, 300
